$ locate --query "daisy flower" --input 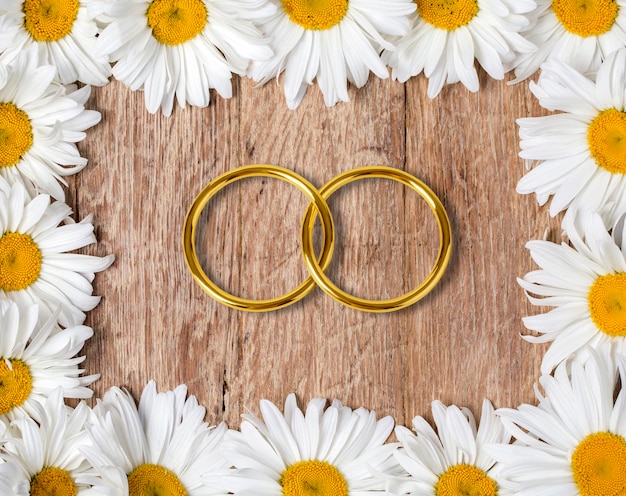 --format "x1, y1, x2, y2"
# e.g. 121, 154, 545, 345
519, 210, 626, 374
0, 180, 114, 327
0, 0, 111, 86
248, 0, 416, 109
0, 302, 98, 422
91, 0, 274, 116
489, 350, 626, 495
512, 0, 626, 83
393, 399, 511, 496
216, 393, 404, 495
79, 380, 229, 495
0, 48, 101, 202
0, 388, 94, 495
518, 48, 626, 230
382, 0, 536, 99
